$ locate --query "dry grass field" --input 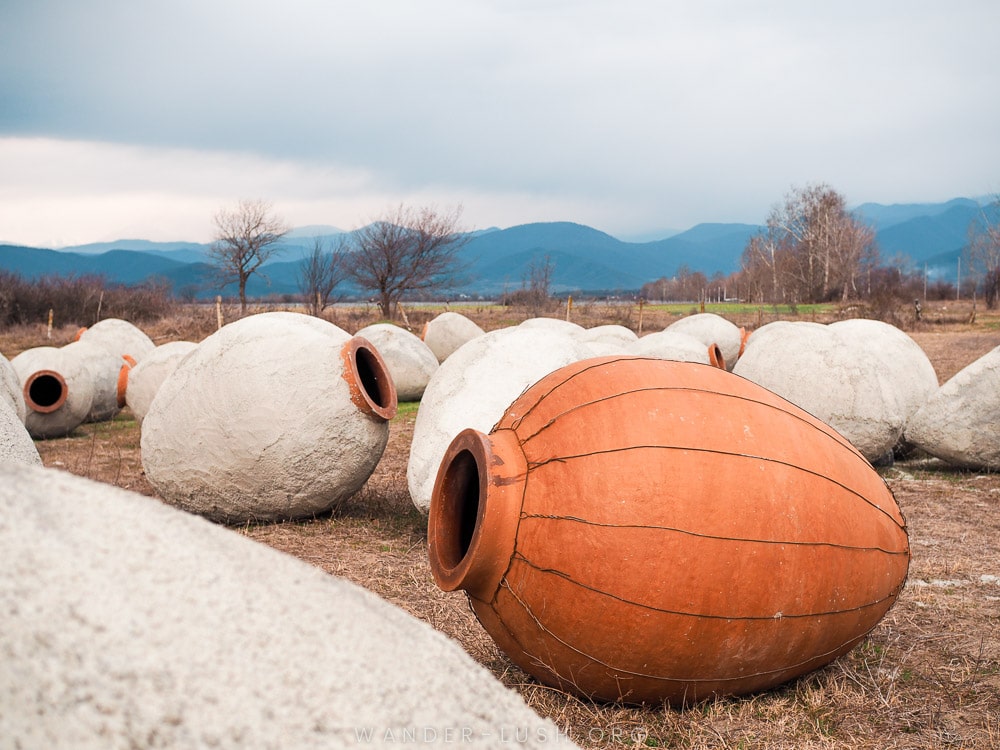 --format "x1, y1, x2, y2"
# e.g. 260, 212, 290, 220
4, 299, 1000, 749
